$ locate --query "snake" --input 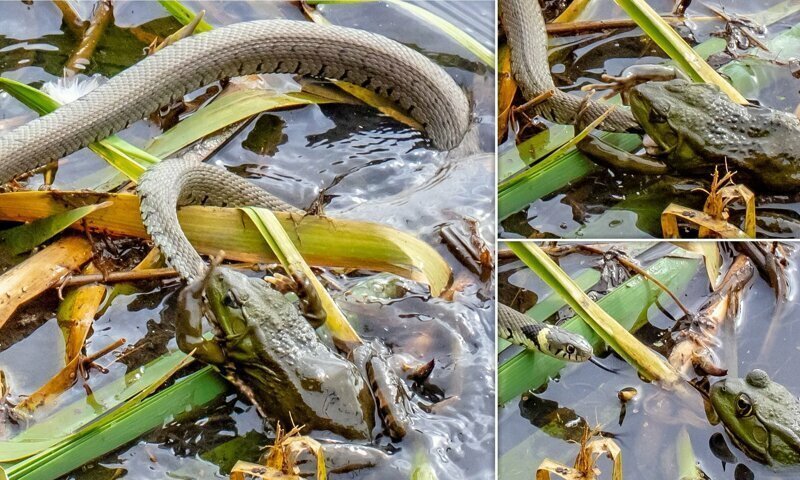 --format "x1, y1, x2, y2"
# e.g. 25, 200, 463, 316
0, 20, 471, 281
498, 303, 593, 362
499, 0, 640, 133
